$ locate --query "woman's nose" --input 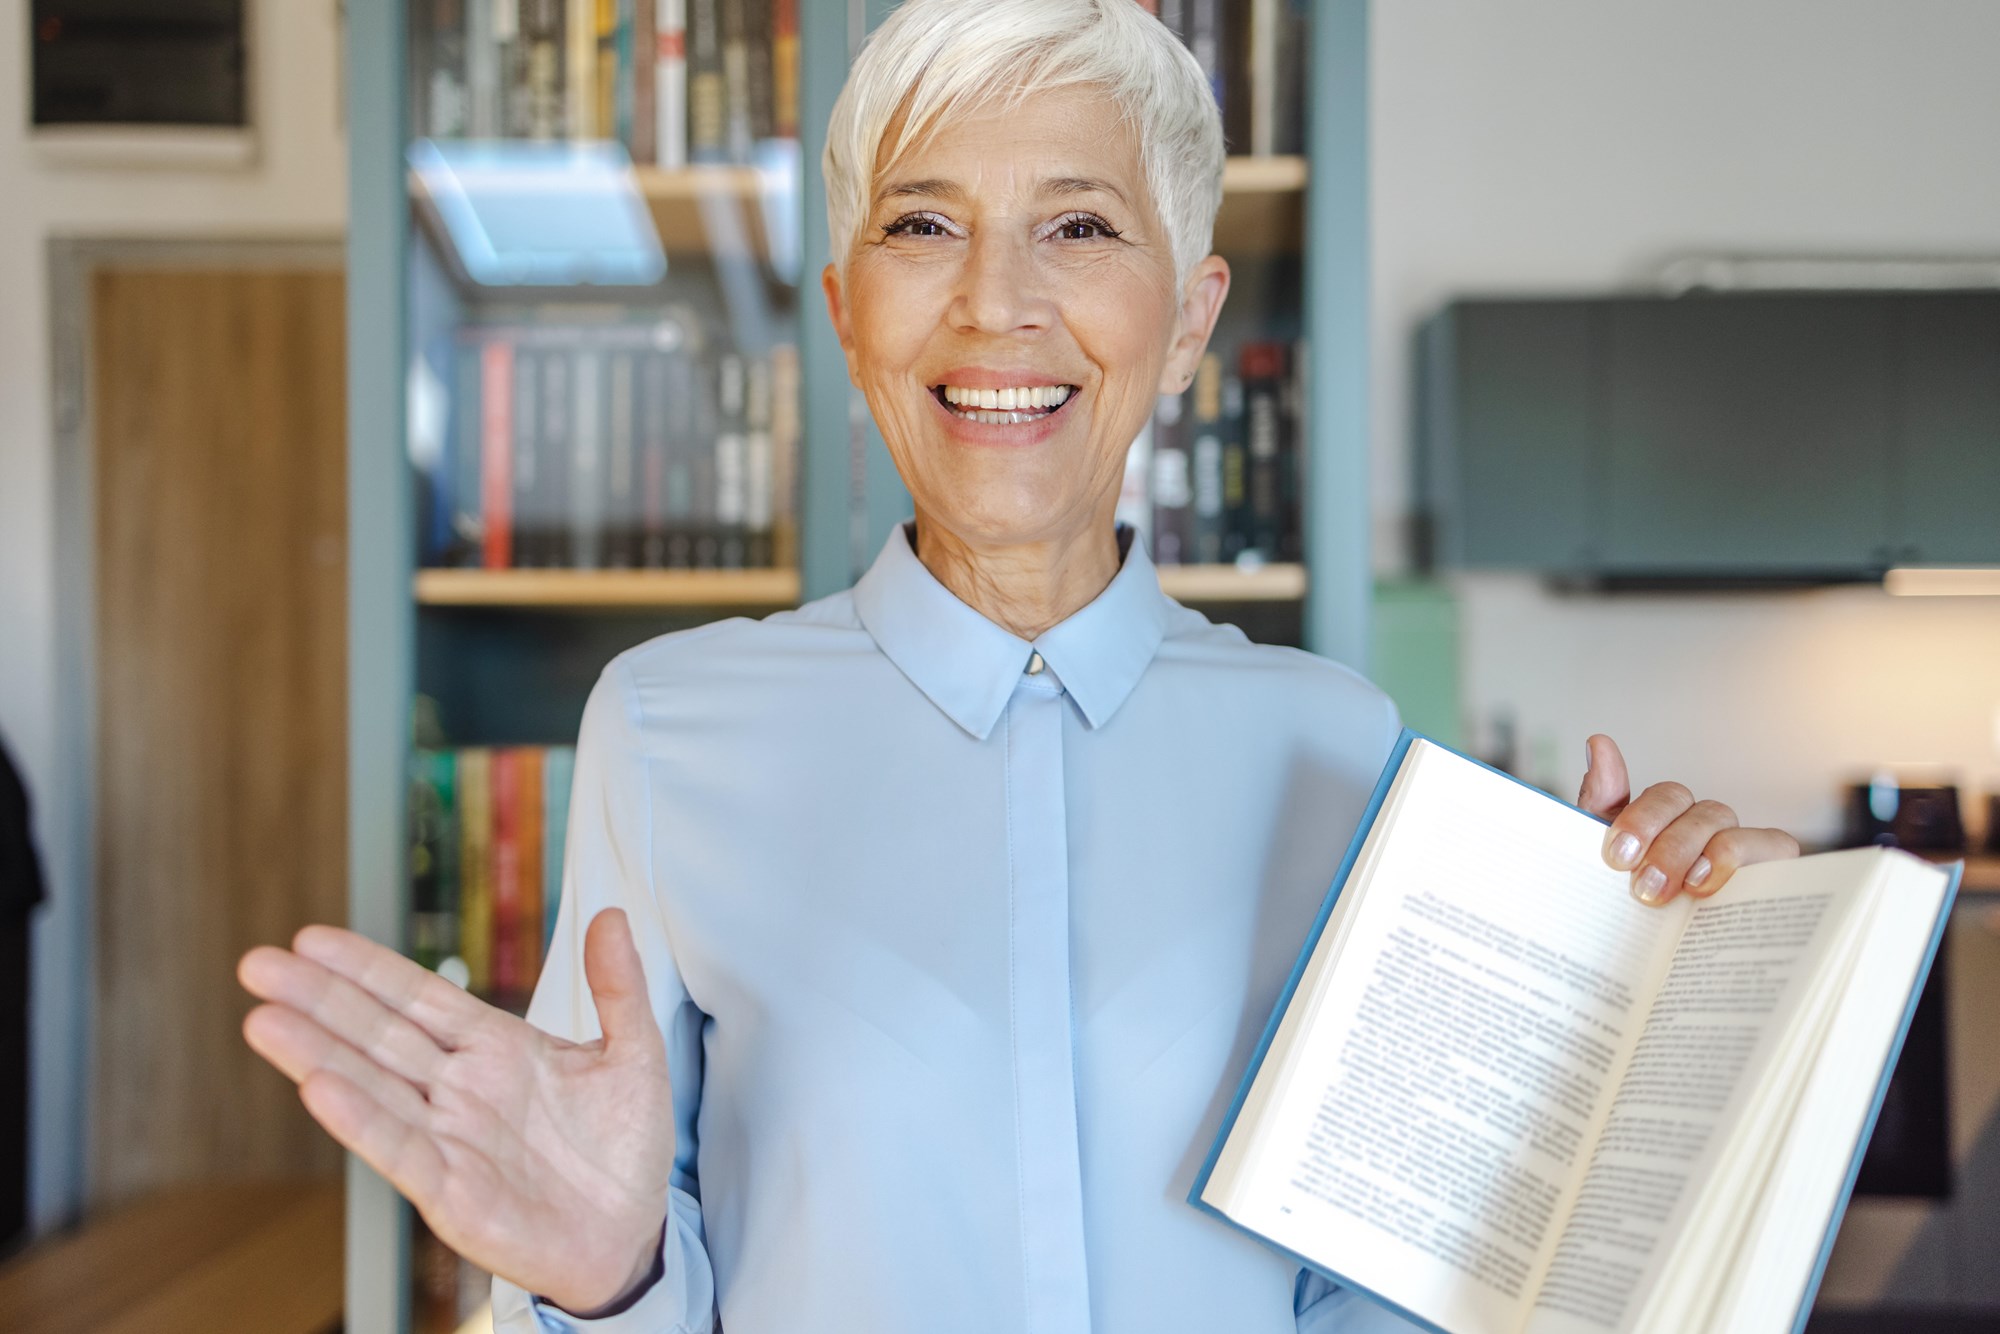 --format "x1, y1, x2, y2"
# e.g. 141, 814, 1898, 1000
947, 230, 1052, 336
